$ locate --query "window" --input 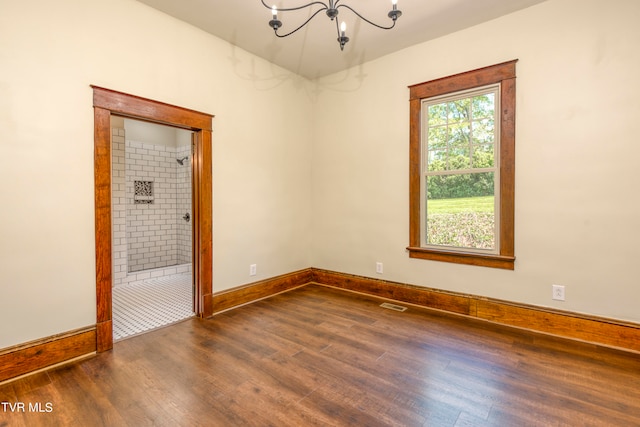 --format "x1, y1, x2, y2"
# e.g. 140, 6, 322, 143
424, 86, 499, 252
408, 60, 517, 269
